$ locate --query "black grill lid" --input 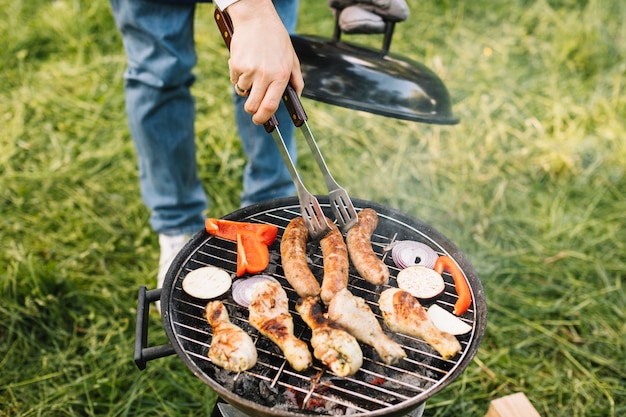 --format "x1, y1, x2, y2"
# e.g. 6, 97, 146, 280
291, 34, 459, 125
